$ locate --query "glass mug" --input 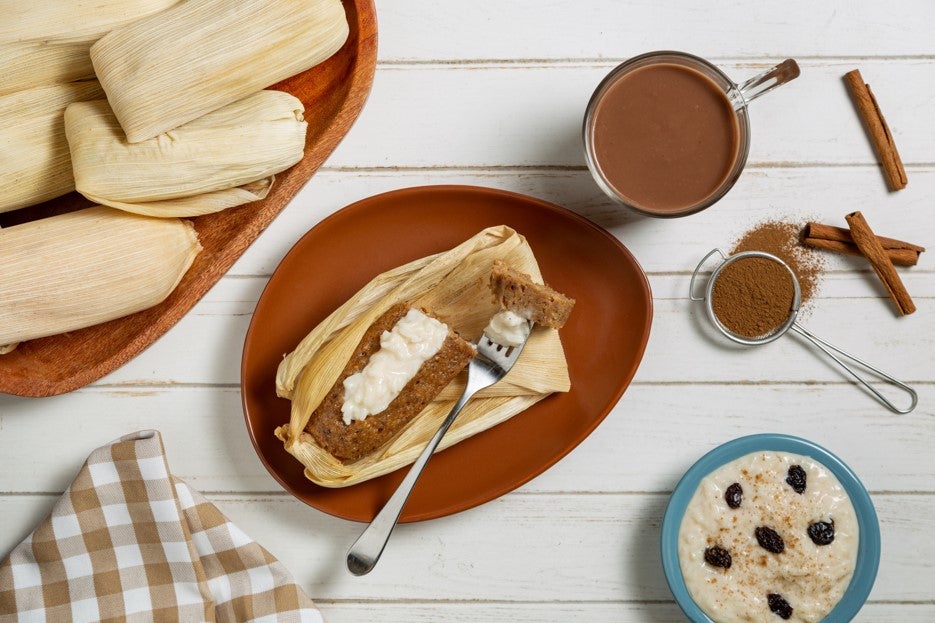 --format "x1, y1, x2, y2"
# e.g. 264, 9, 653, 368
583, 51, 799, 218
